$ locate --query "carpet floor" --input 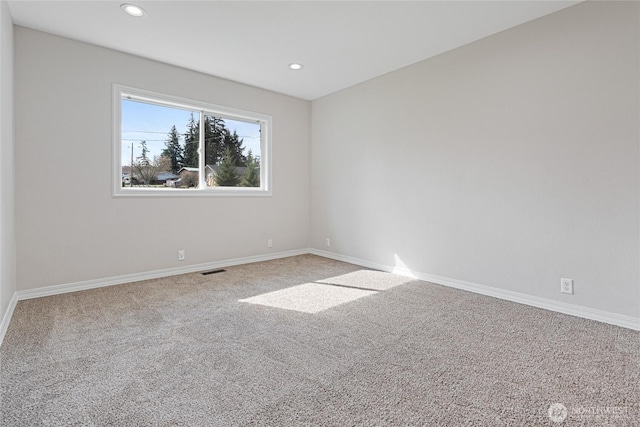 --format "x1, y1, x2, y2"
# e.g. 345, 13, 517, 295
0, 255, 638, 426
